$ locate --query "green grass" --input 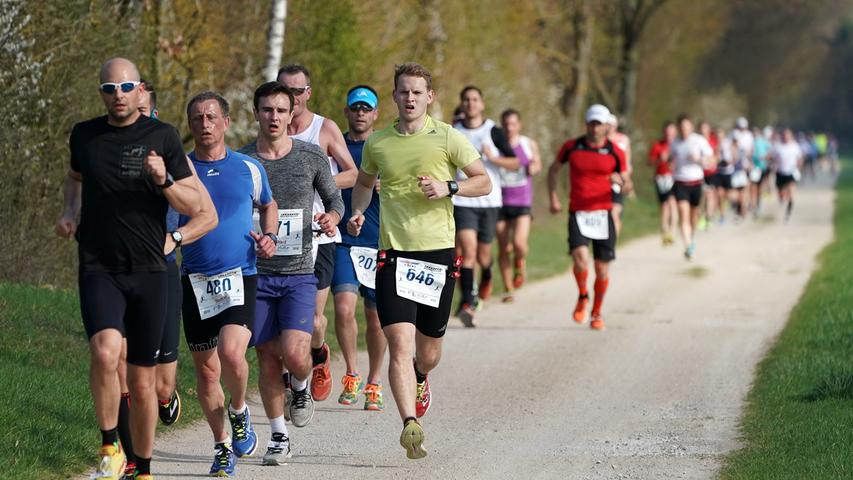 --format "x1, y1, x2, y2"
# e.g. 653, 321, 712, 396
720, 161, 853, 479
